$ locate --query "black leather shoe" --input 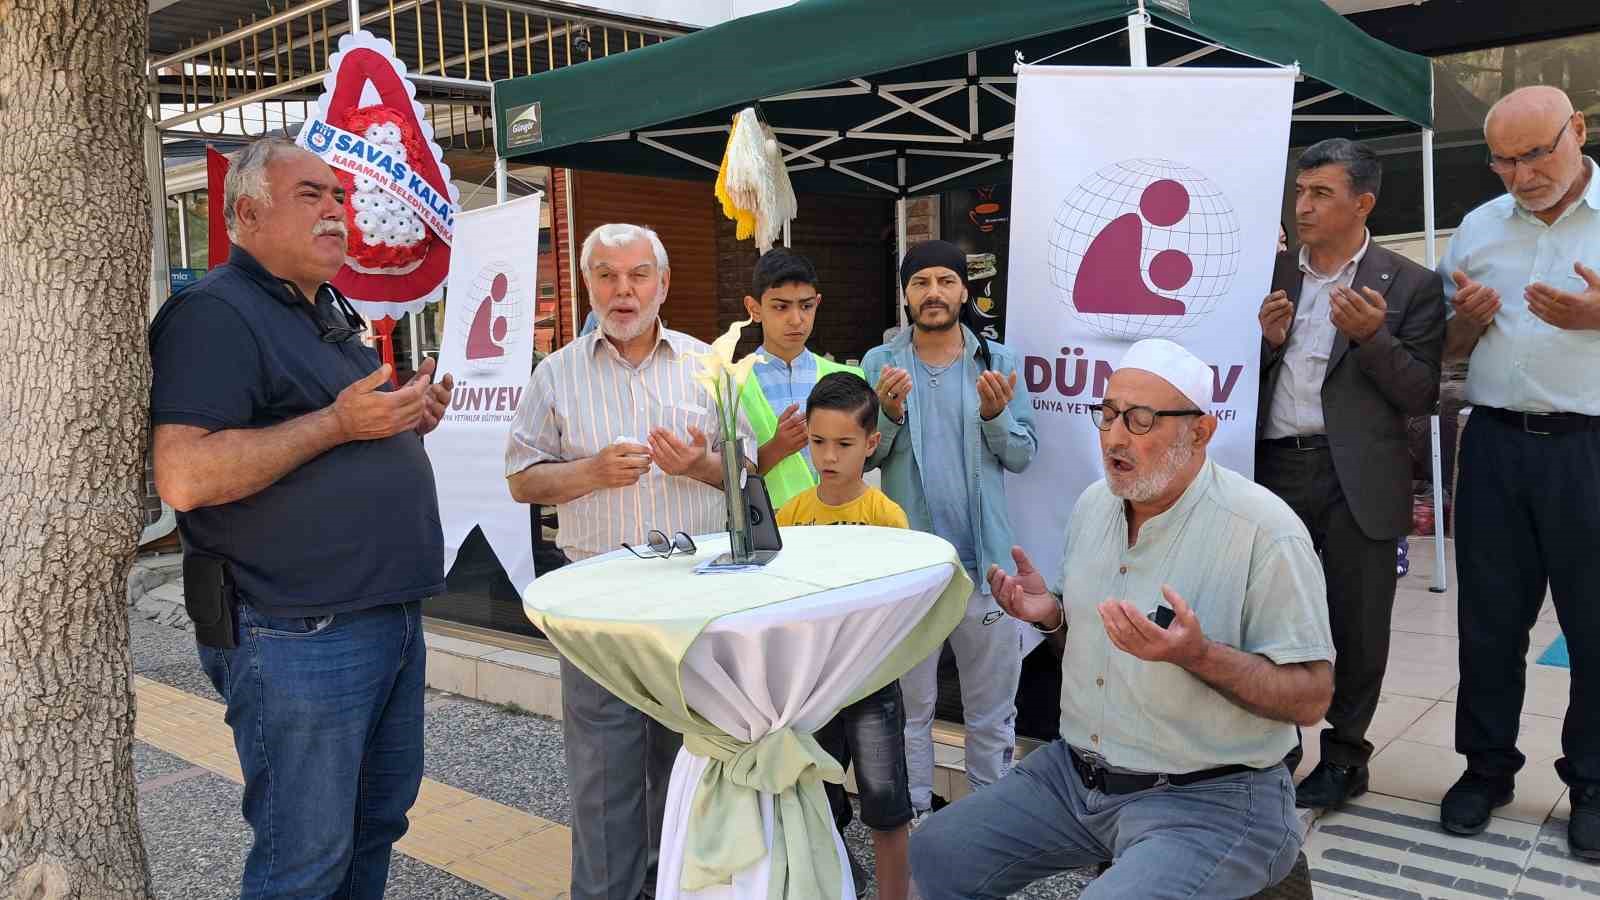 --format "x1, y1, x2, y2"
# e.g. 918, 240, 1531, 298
1294, 761, 1369, 809
1441, 771, 1515, 835
1570, 786, 1600, 861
